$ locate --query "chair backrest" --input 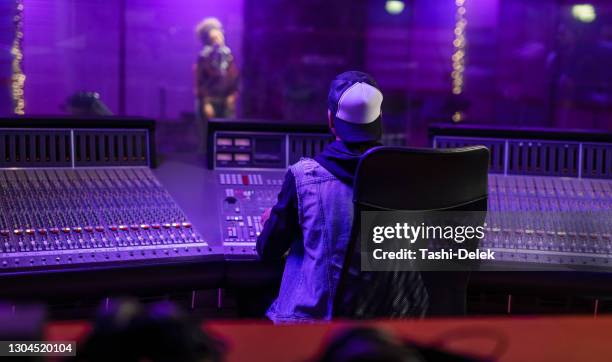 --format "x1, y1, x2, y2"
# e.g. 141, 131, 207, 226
333, 146, 489, 318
